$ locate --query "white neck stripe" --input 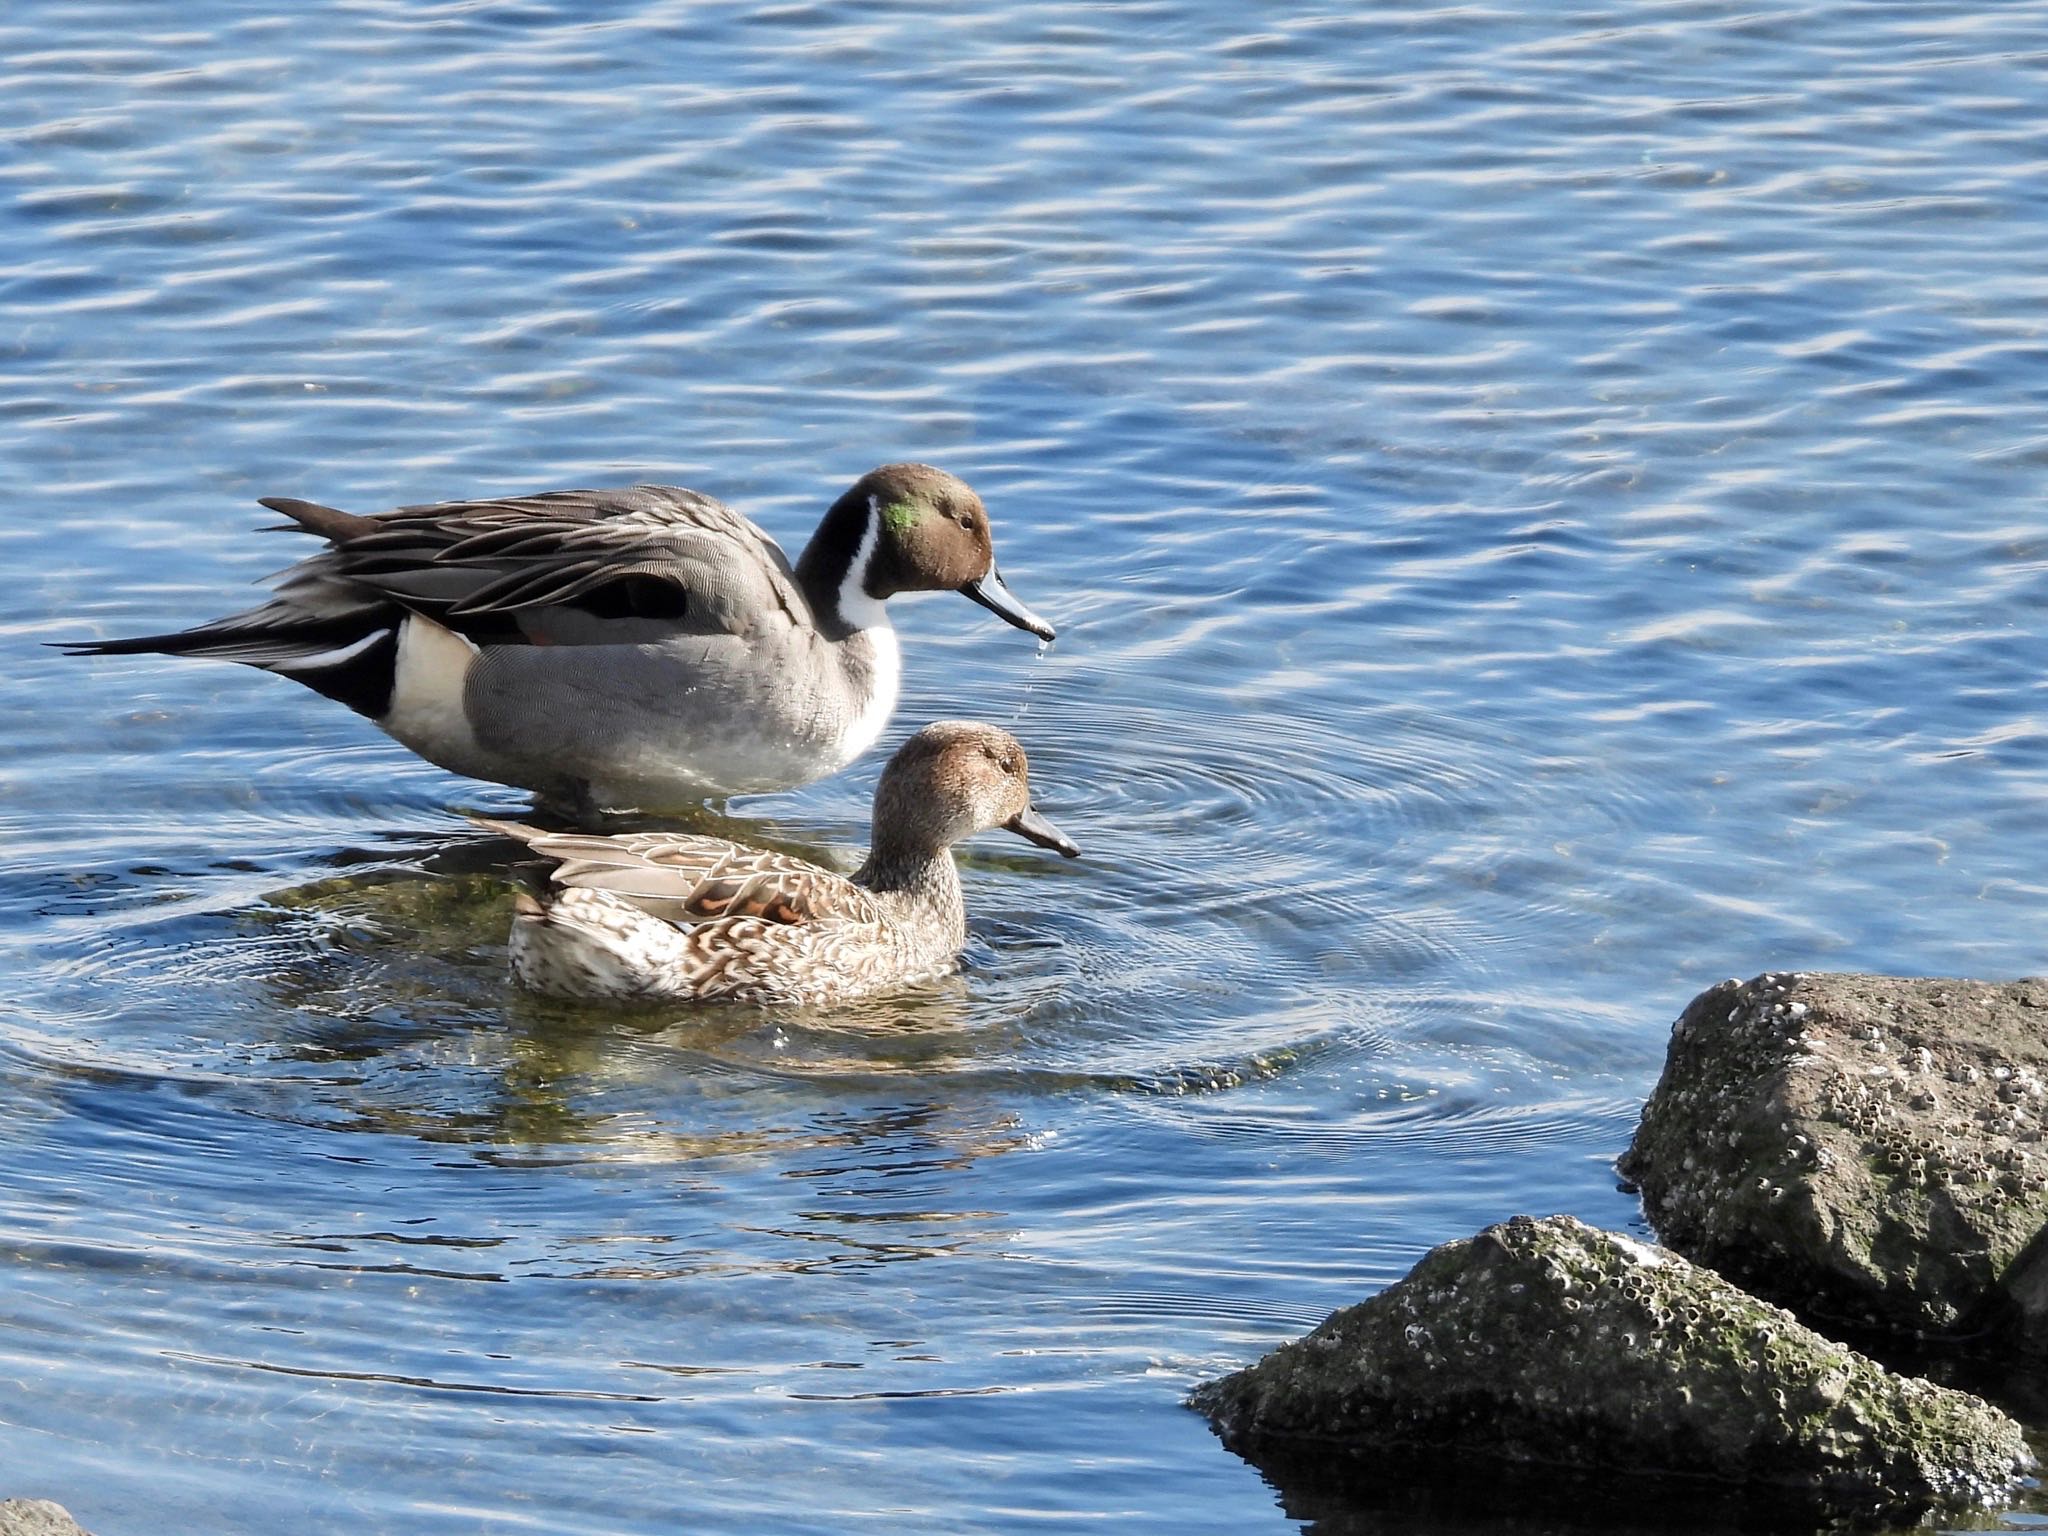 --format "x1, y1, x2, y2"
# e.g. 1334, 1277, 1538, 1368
836, 494, 893, 634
